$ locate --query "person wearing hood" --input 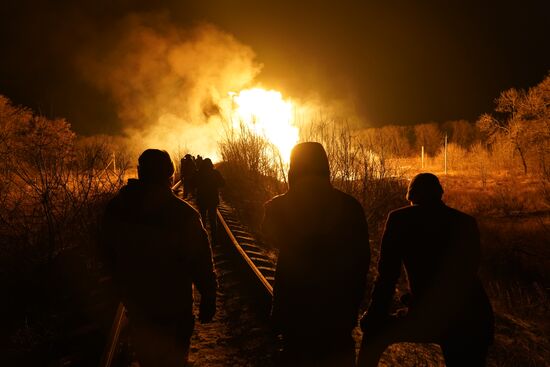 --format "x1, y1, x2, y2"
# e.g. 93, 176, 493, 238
180, 154, 197, 199
358, 173, 494, 367
263, 142, 370, 367
195, 158, 225, 242
102, 149, 217, 367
